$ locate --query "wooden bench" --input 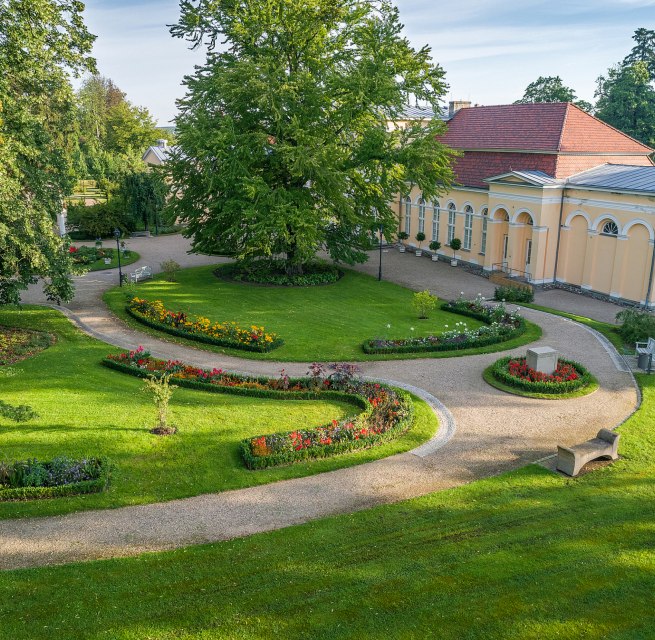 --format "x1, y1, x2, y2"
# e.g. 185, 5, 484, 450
636, 337, 655, 371
129, 266, 152, 283
556, 429, 620, 477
